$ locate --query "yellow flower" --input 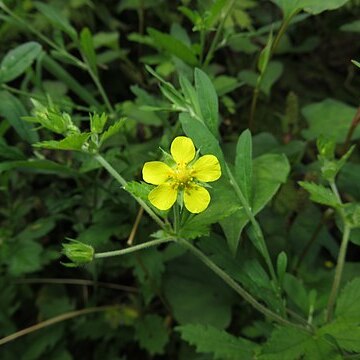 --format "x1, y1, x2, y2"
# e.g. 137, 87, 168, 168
142, 136, 221, 213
